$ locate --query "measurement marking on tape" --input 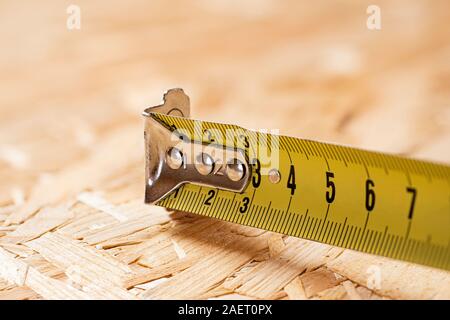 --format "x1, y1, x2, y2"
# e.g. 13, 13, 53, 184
144, 89, 450, 270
